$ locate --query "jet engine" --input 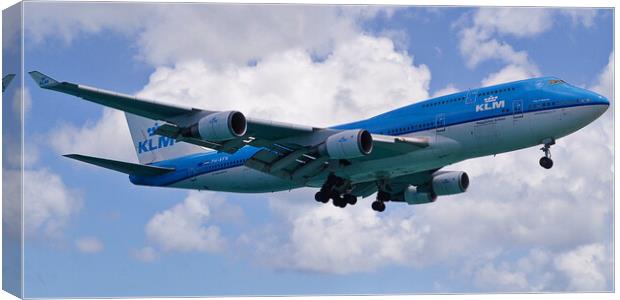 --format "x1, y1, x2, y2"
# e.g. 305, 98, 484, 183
431, 171, 469, 196
184, 111, 247, 141
321, 129, 373, 159
403, 185, 436, 205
